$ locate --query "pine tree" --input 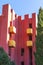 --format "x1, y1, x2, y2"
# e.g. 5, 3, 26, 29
35, 7, 43, 65
0, 47, 15, 65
